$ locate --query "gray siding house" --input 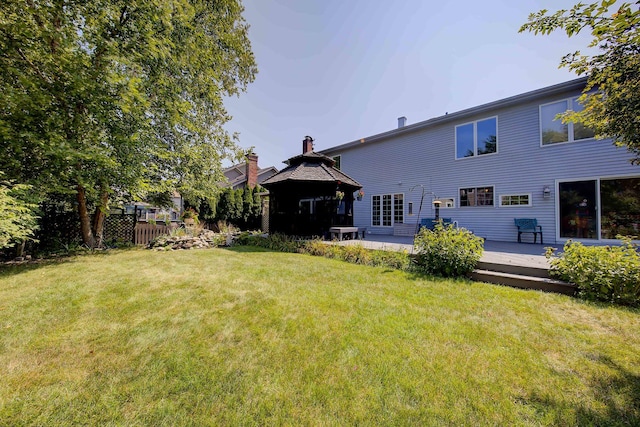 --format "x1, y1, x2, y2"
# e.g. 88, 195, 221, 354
320, 77, 640, 244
